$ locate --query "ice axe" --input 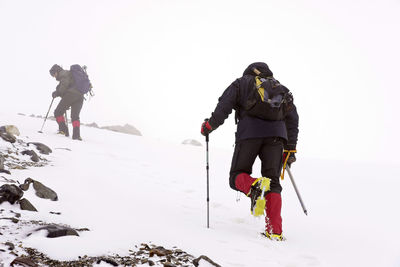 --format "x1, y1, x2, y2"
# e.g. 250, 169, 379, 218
38, 97, 55, 133
286, 166, 308, 215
